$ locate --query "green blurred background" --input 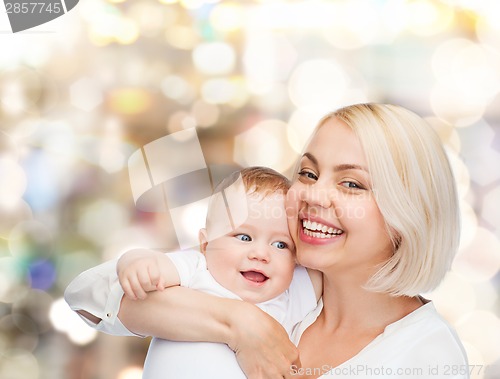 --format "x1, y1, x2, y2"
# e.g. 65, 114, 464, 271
0, 0, 499, 378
